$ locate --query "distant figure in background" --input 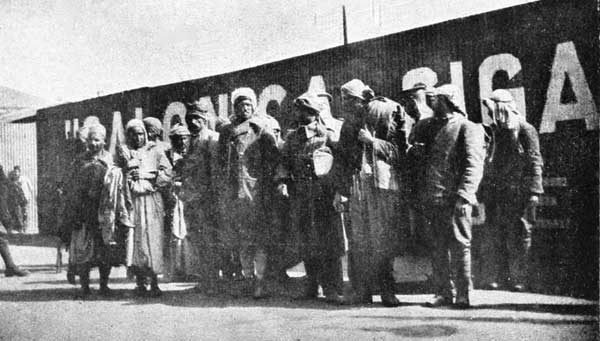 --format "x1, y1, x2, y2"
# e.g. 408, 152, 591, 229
479, 89, 544, 292
0, 165, 29, 277
9, 166, 33, 233
6, 167, 28, 234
